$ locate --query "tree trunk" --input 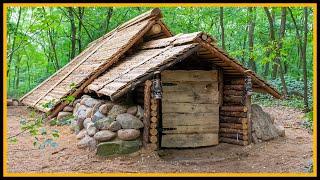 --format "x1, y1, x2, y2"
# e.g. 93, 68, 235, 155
248, 7, 257, 72
78, 7, 84, 53
219, 7, 226, 50
276, 8, 288, 98
7, 8, 22, 77
302, 8, 309, 111
105, 7, 113, 33
67, 7, 76, 59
